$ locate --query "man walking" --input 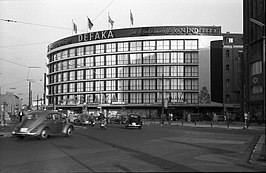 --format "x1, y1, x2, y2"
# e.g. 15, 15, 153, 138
18, 110, 25, 122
